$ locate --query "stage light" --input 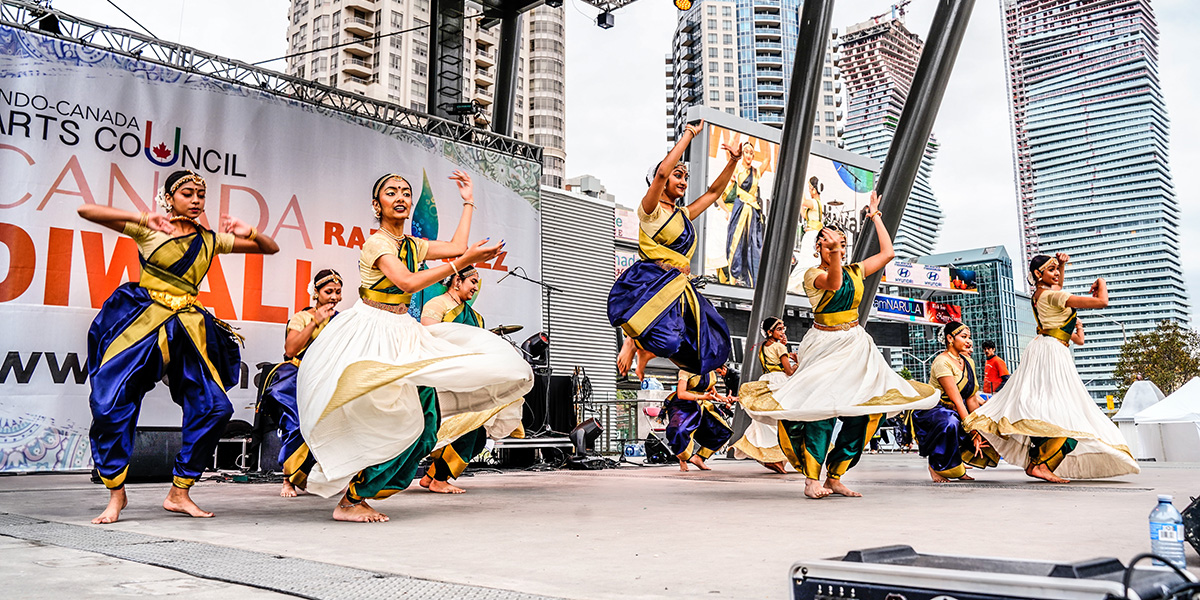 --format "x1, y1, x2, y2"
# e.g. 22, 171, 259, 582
596, 11, 614, 29
448, 101, 480, 116
674, 0, 693, 10
568, 418, 603, 457
545, 0, 563, 7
